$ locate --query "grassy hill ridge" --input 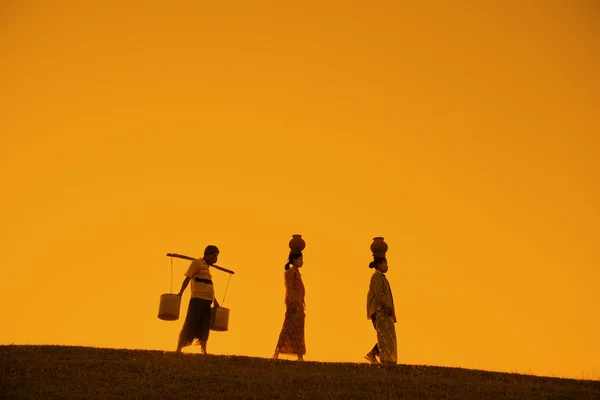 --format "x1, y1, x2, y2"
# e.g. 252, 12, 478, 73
1, 345, 599, 399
